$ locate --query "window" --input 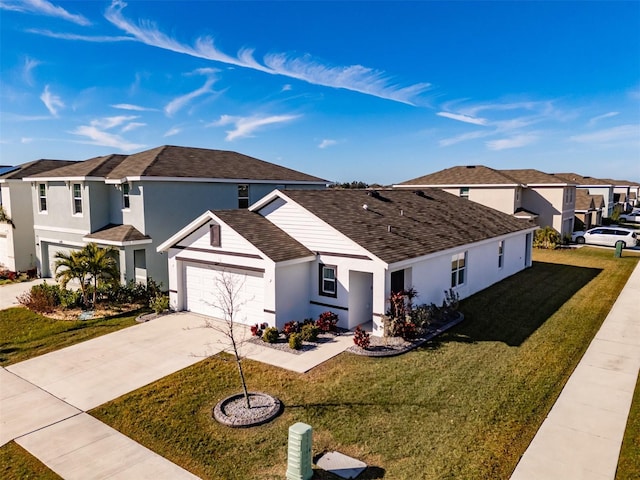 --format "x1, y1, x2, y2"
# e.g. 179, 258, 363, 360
210, 223, 221, 247
122, 183, 130, 209
498, 241, 504, 269
515, 188, 520, 202
72, 183, 82, 214
238, 184, 249, 209
391, 269, 404, 293
460, 187, 469, 199
319, 264, 337, 297
38, 183, 47, 212
451, 252, 467, 288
